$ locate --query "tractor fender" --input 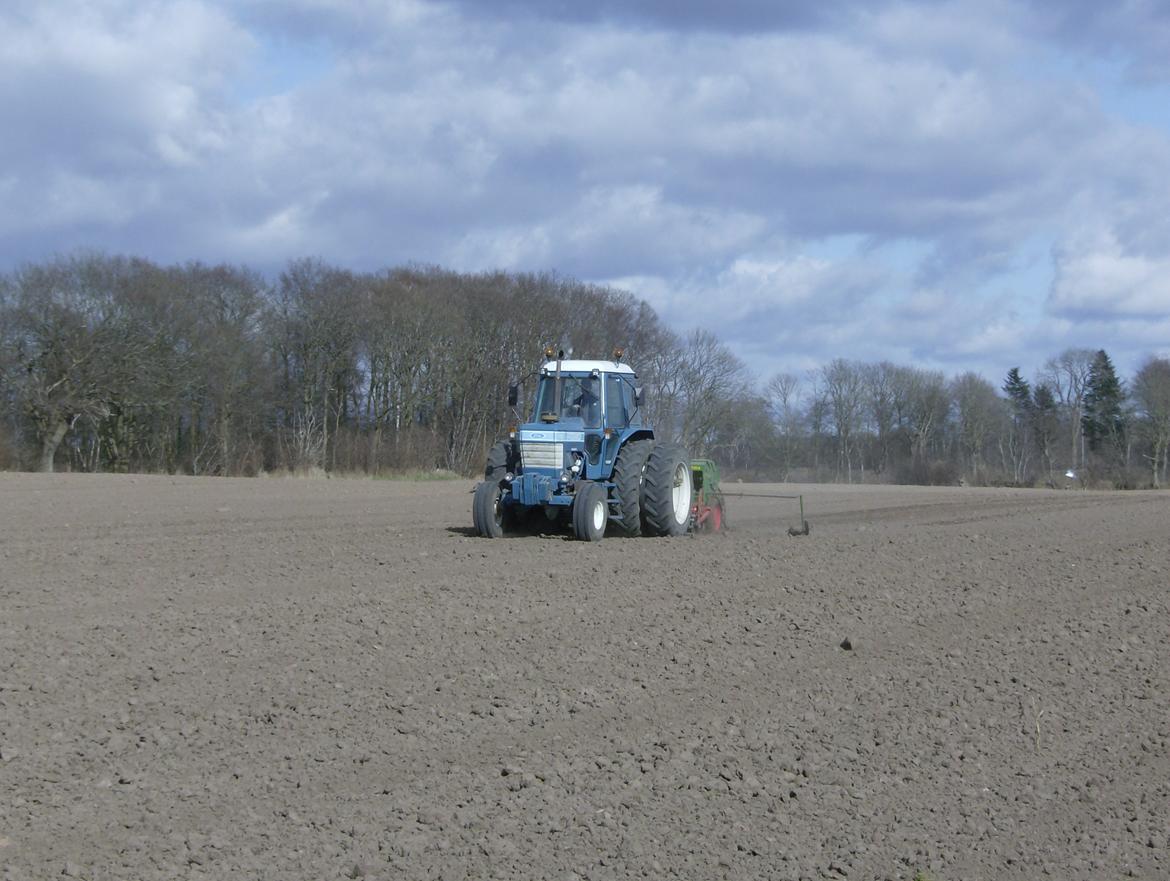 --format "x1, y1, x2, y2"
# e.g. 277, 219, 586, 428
614, 428, 655, 452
